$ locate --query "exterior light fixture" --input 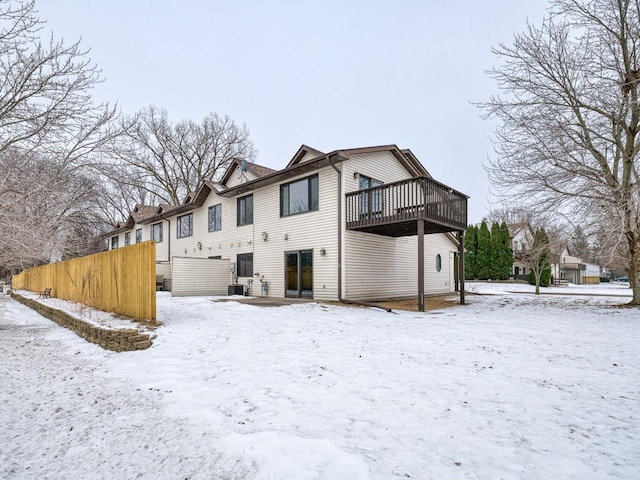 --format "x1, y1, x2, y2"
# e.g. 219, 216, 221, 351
197, 242, 202, 250
320, 248, 326, 256
262, 232, 268, 241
